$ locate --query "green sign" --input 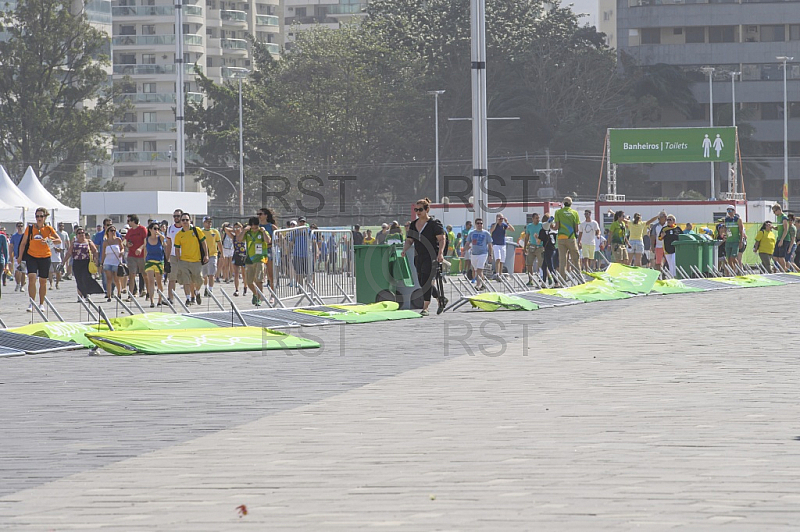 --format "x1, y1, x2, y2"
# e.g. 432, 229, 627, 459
609, 127, 736, 164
